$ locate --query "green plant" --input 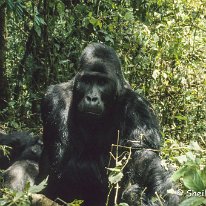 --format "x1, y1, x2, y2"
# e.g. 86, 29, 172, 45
172, 141, 206, 206
106, 131, 131, 206
0, 177, 47, 206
